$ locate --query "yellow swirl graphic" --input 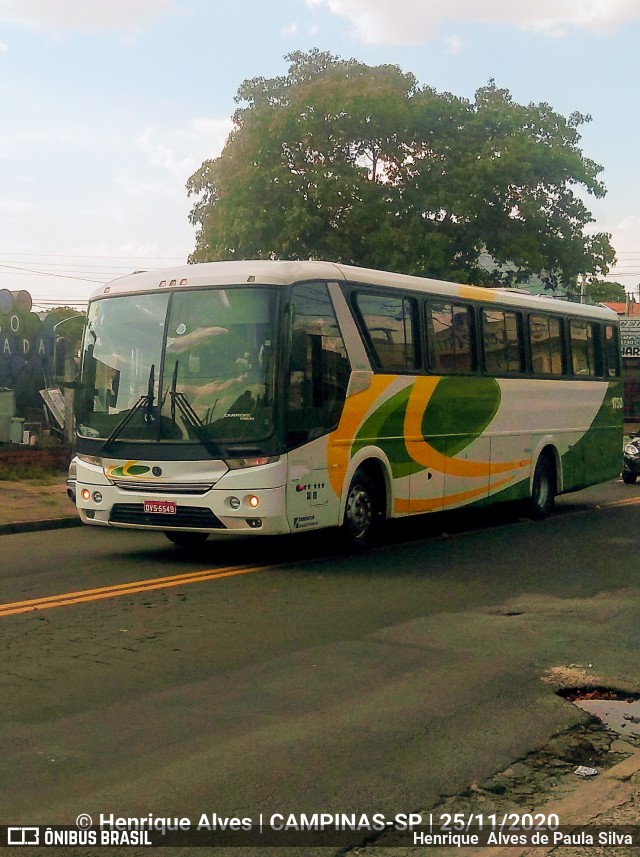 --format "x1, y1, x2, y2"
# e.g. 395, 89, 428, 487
327, 376, 396, 496
395, 475, 515, 514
